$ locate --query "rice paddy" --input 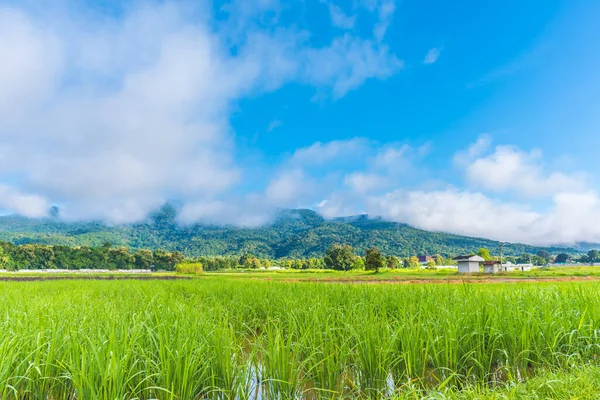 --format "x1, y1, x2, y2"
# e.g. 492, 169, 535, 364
1, 278, 600, 399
